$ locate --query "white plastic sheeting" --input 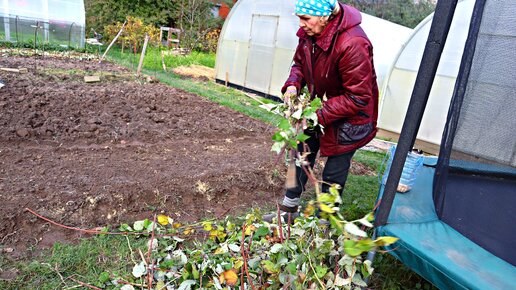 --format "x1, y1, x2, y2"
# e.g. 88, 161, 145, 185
215, 0, 411, 98
0, 0, 85, 47
378, 0, 474, 146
